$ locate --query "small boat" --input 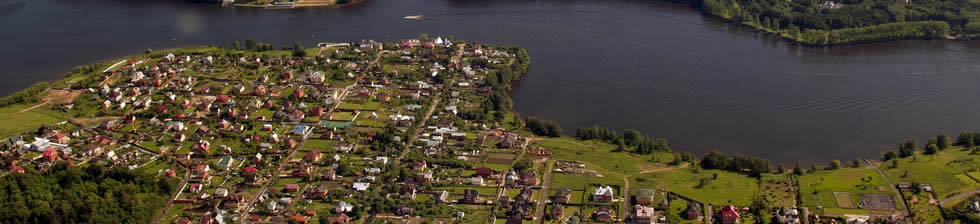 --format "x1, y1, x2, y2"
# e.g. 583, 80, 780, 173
403, 15, 423, 20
